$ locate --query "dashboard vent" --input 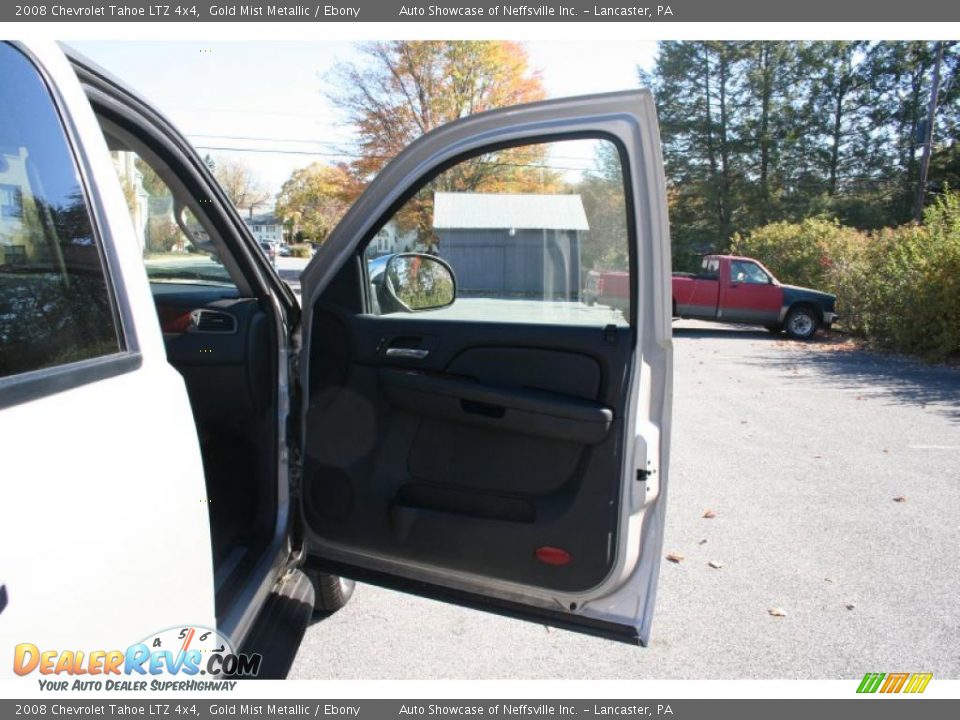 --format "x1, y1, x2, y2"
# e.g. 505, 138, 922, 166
191, 309, 237, 334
